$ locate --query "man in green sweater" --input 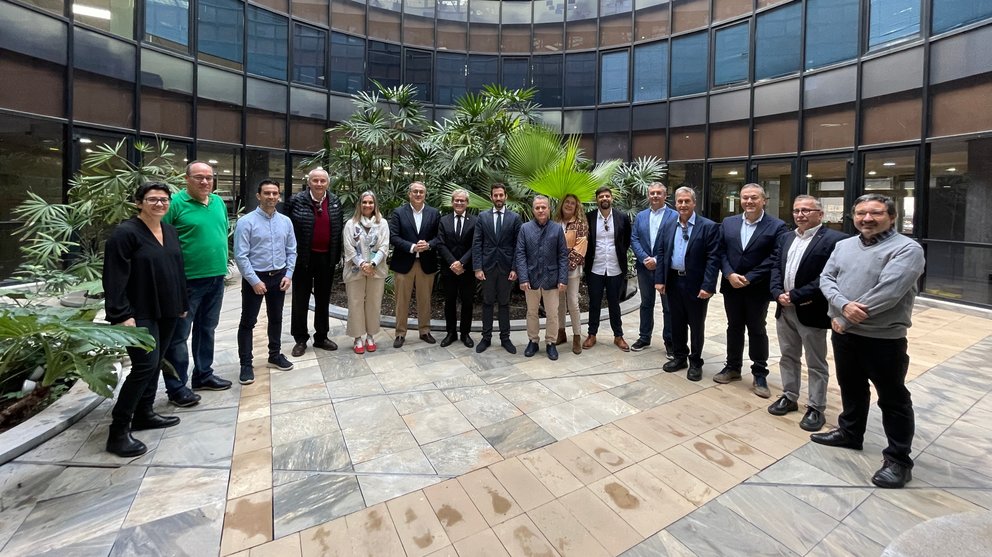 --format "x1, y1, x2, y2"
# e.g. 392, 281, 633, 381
812, 193, 925, 489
